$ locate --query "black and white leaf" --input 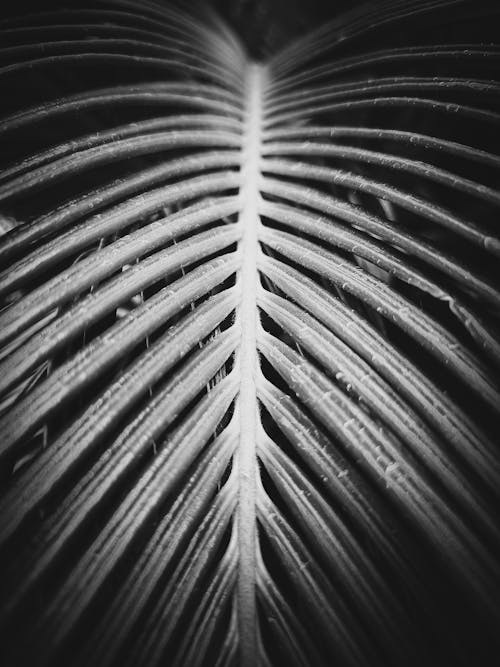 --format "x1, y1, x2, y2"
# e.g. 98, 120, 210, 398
0, 1, 499, 666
